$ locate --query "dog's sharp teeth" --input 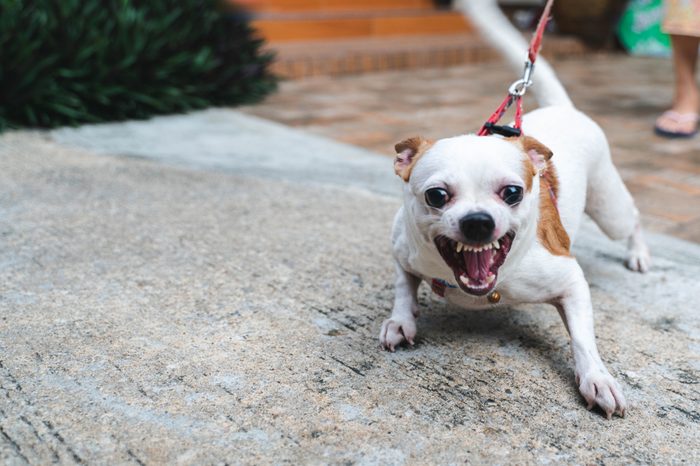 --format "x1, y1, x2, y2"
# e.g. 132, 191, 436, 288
493, 240, 500, 249
456, 242, 463, 252
486, 273, 496, 284
459, 274, 469, 285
